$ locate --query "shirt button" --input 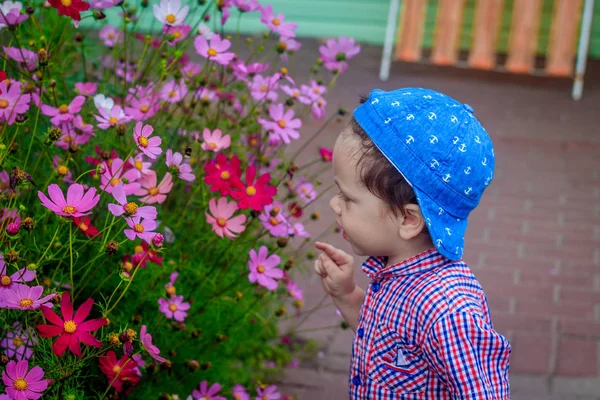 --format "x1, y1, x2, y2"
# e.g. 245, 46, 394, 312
357, 328, 364, 338
352, 375, 361, 386
372, 282, 380, 292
